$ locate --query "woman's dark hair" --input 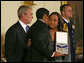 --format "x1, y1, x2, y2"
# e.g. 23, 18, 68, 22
49, 12, 63, 31
36, 8, 49, 19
